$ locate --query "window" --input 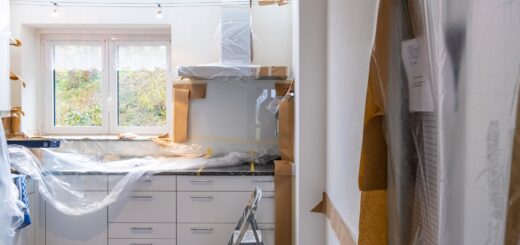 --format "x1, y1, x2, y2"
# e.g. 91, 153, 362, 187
43, 35, 171, 135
